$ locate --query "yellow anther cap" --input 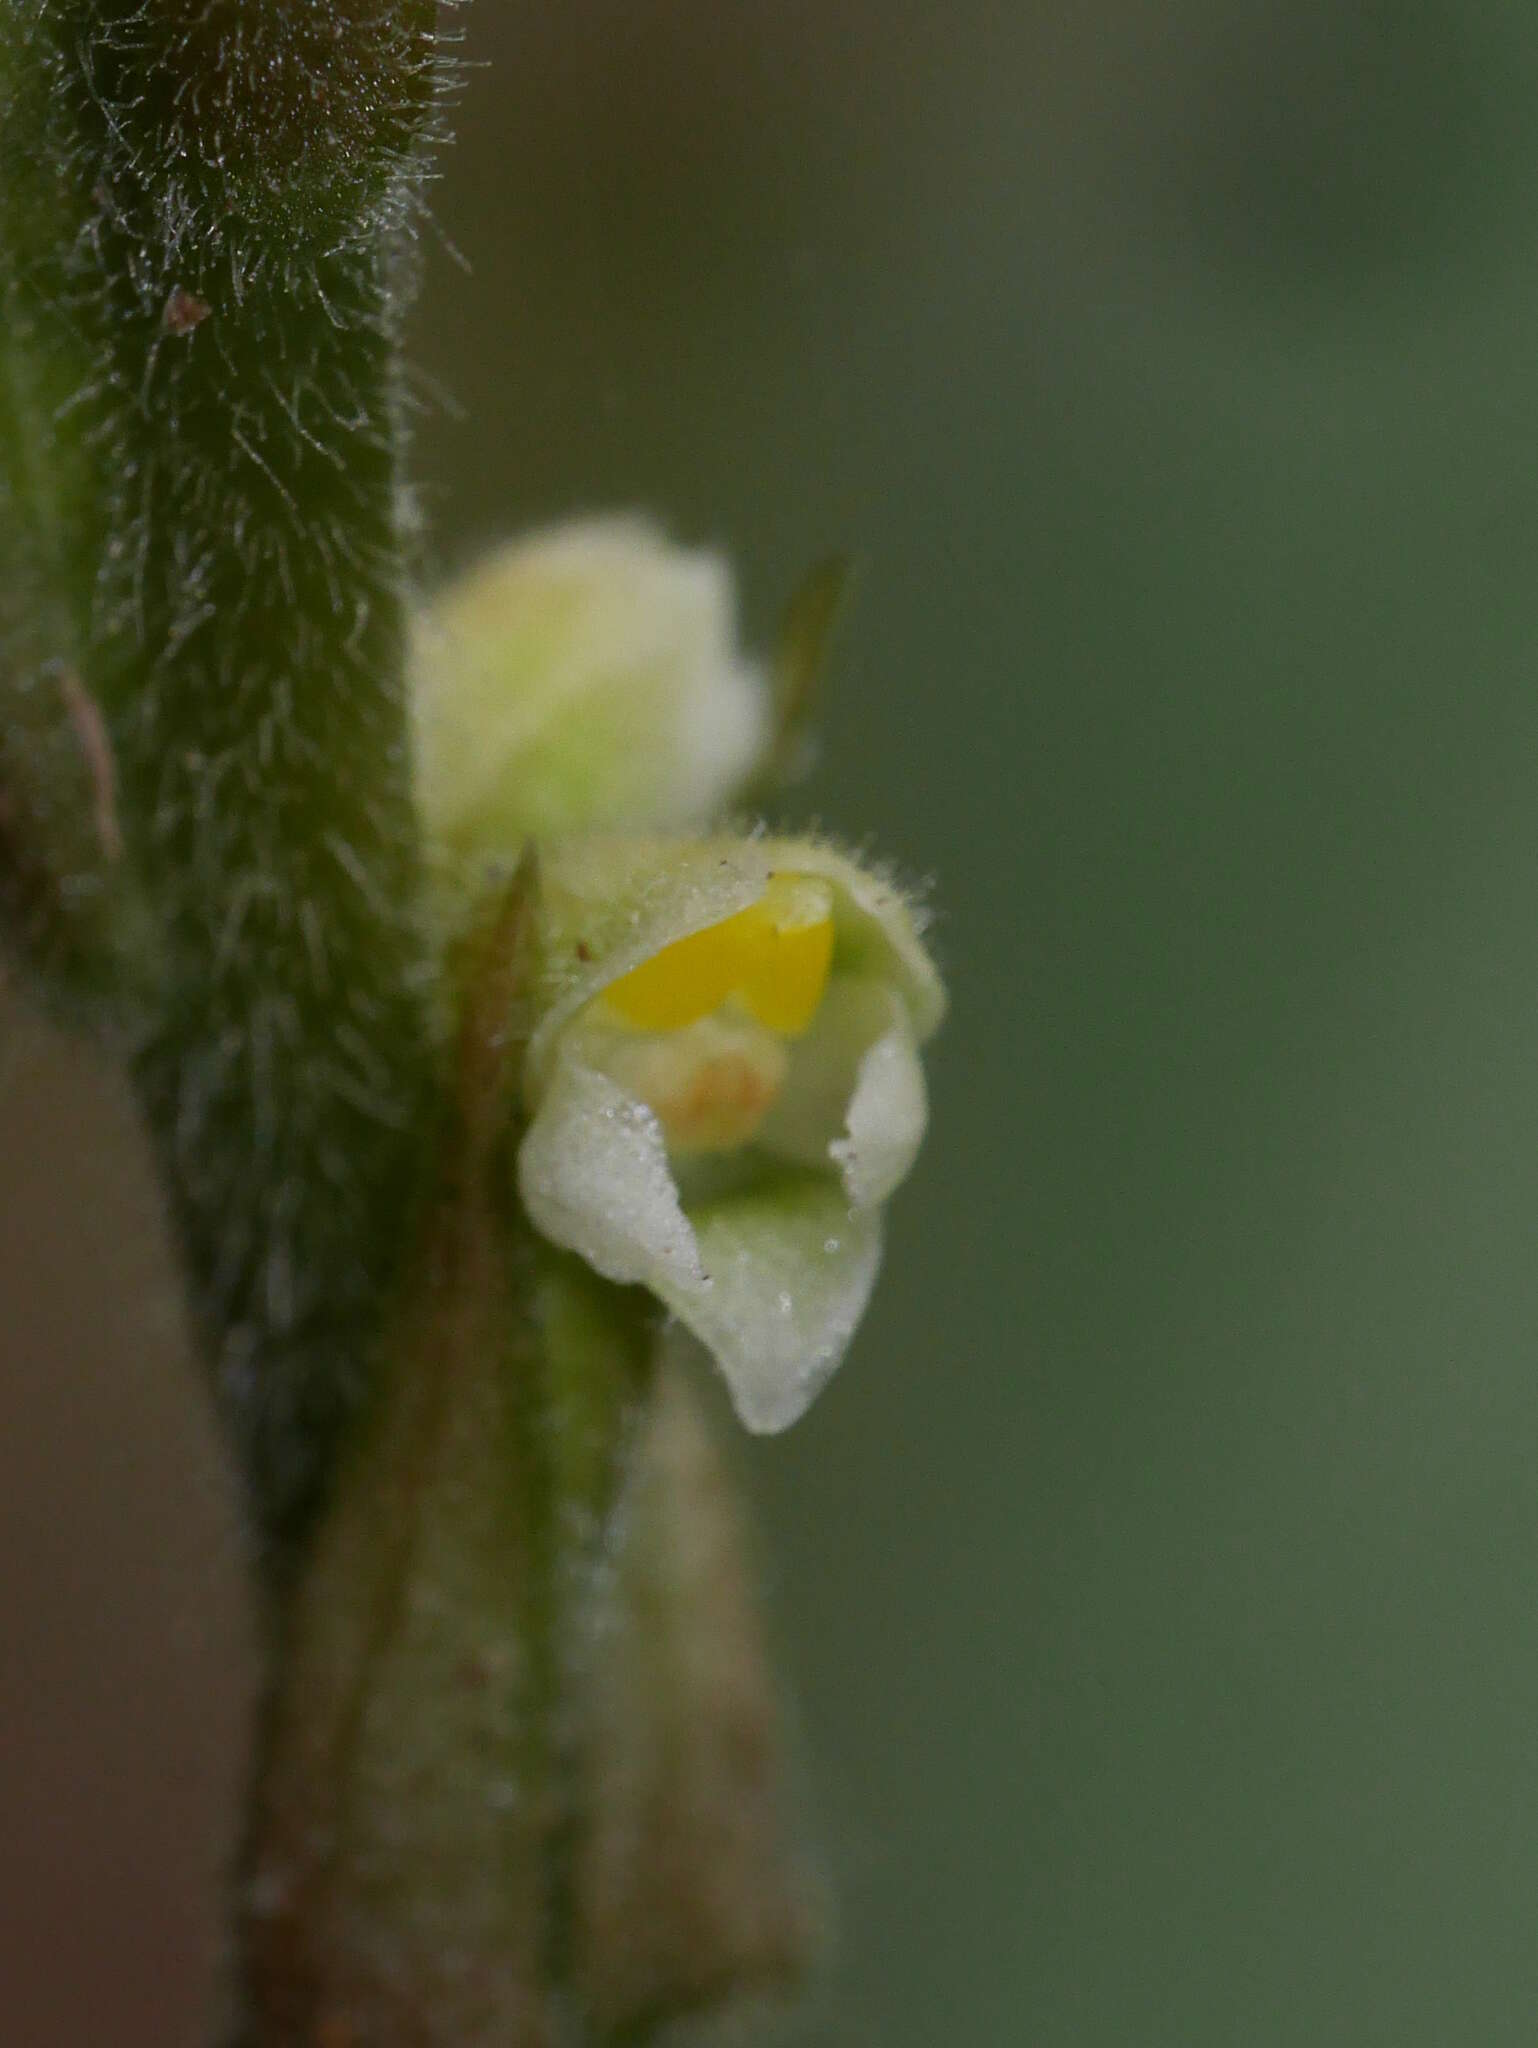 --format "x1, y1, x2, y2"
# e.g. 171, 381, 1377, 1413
601, 875, 834, 1037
